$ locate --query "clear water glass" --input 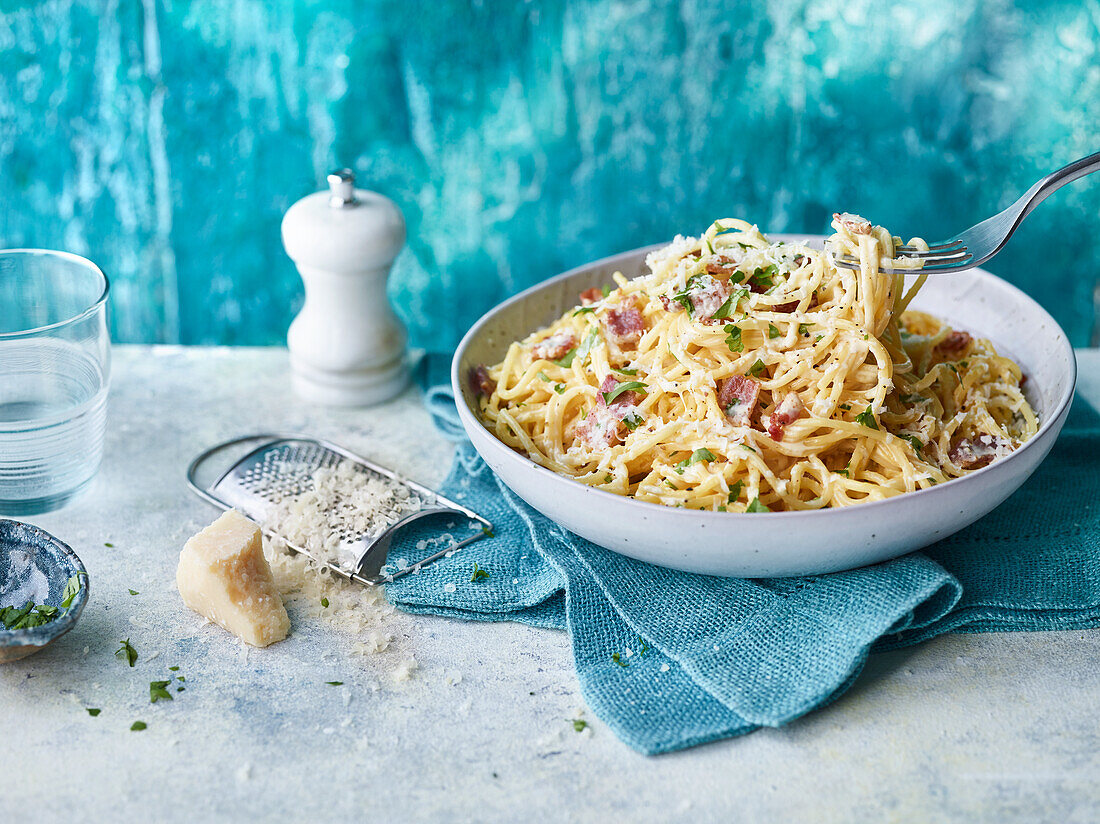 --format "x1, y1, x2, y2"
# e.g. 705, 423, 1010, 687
0, 250, 110, 514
